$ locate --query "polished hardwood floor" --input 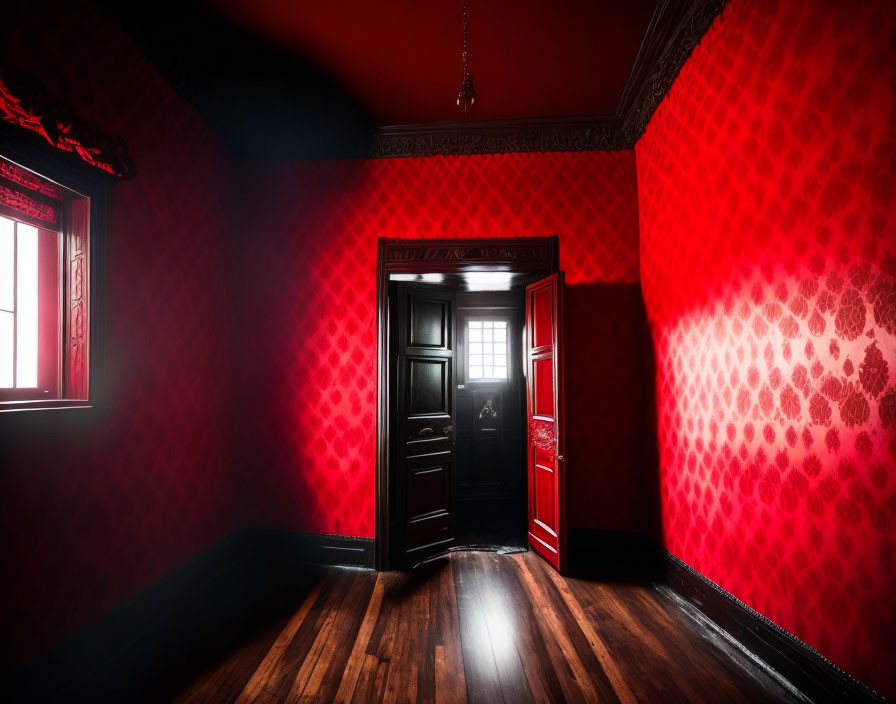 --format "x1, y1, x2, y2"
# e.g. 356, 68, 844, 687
166, 550, 800, 704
